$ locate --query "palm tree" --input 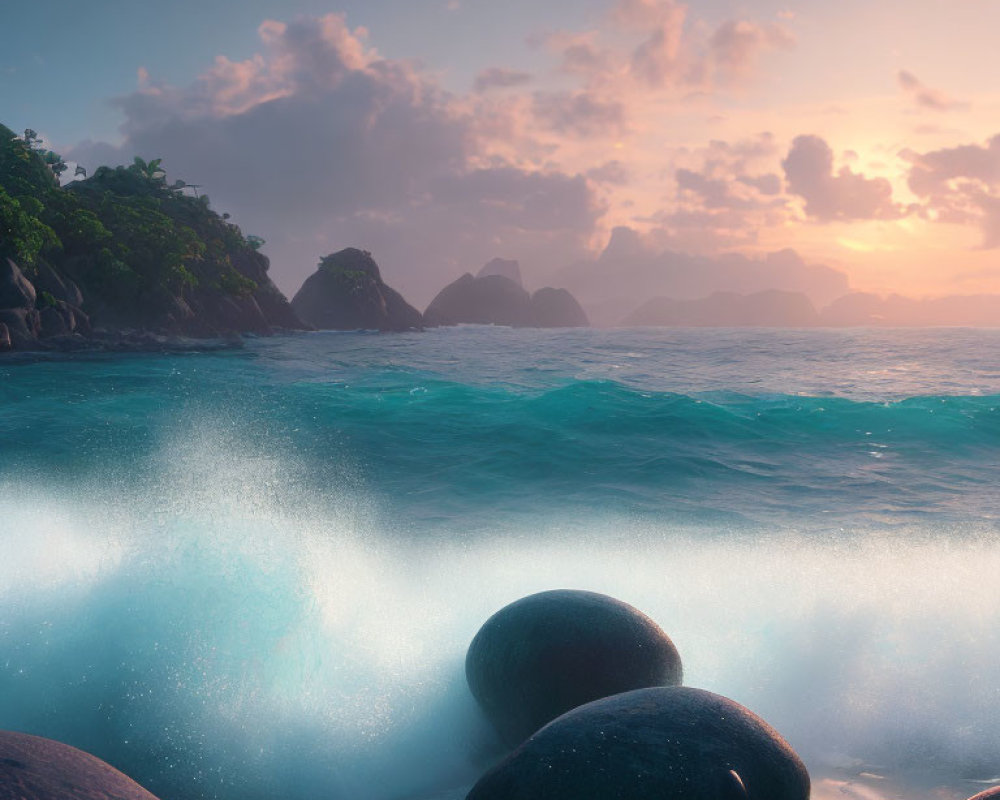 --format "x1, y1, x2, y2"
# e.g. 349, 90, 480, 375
130, 156, 166, 184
